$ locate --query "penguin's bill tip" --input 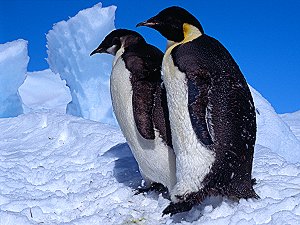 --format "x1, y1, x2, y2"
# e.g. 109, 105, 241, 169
90, 47, 105, 56
136, 20, 159, 28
